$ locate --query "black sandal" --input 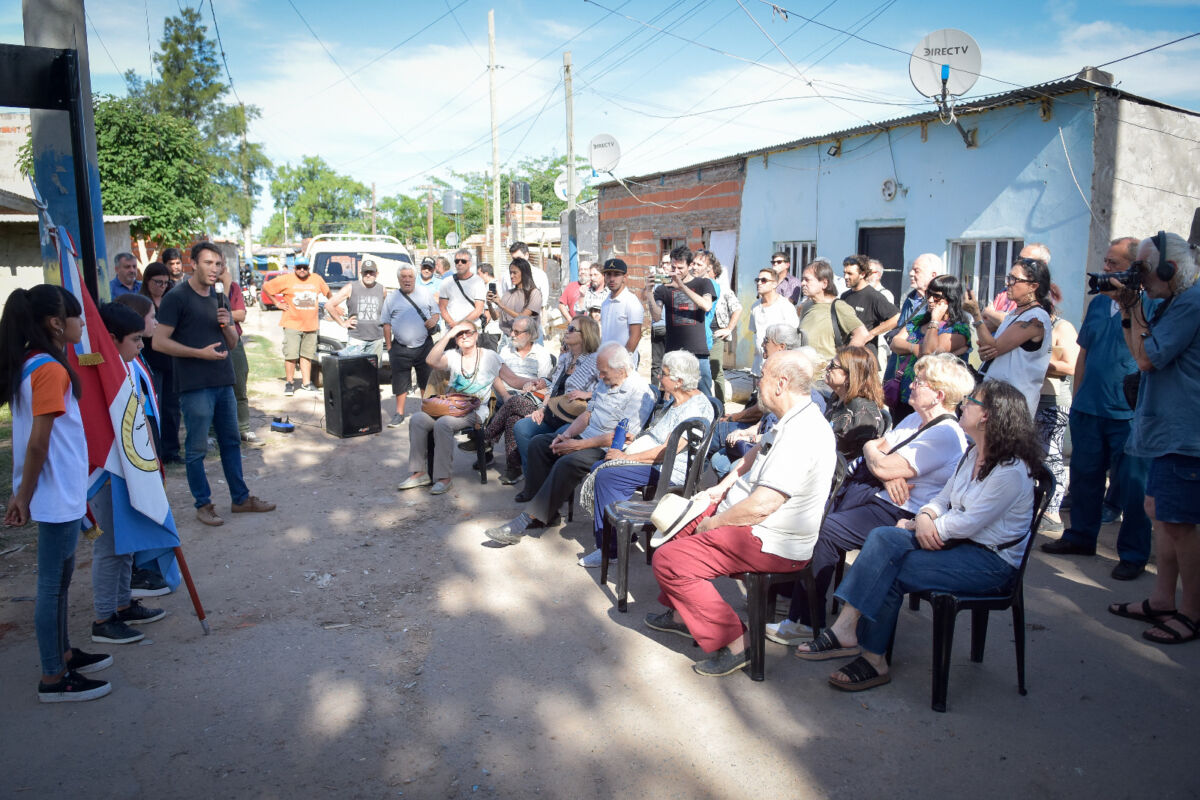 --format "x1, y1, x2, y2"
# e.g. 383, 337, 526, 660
828, 656, 891, 692
1108, 599, 1177, 623
1142, 612, 1200, 645
794, 629, 862, 661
